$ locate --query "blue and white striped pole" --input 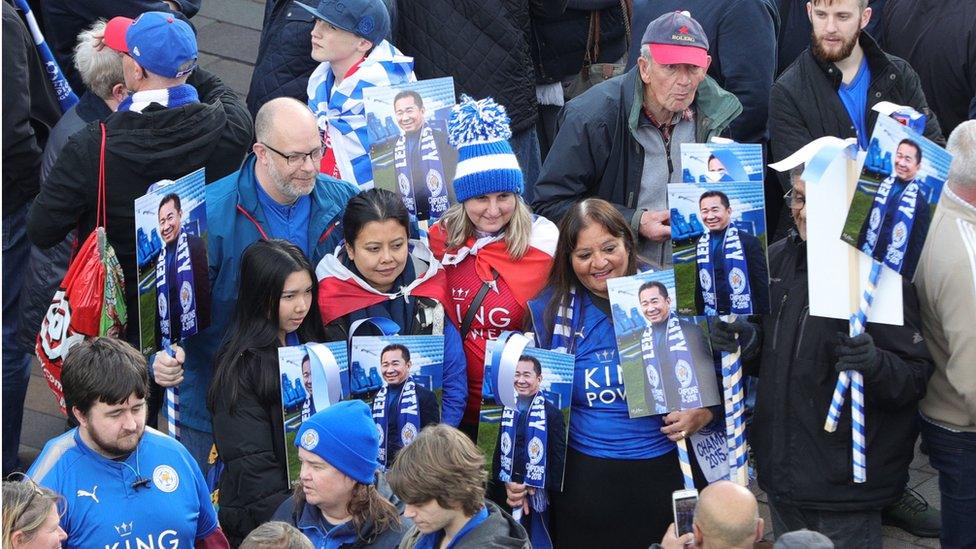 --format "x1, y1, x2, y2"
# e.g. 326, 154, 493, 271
162, 340, 180, 441
823, 259, 882, 483
12, 0, 78, 113
676, 437, 695, 490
